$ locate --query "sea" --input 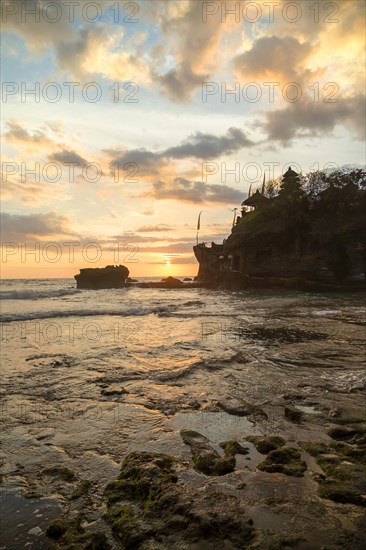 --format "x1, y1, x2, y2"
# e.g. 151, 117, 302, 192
0, 277, 365, 548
